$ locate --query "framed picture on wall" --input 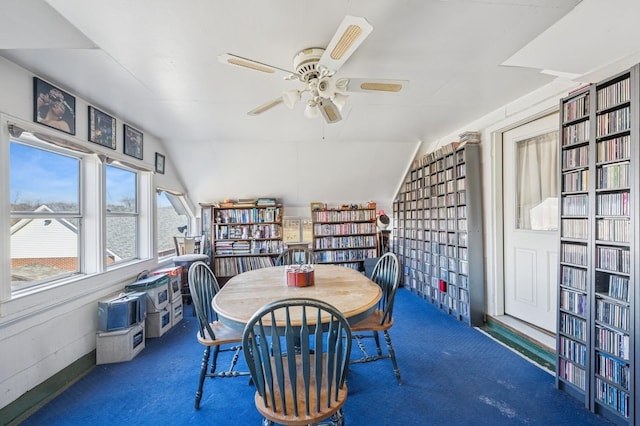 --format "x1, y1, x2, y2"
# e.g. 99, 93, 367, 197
155, 153, 165, 174
88, 106, 116, 149
33, 77, 76, 135
123, 124, 143, 160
